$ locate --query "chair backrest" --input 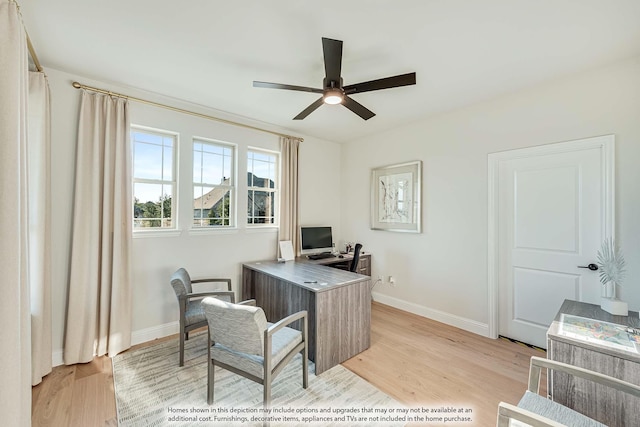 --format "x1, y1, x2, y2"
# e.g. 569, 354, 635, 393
350, 243, 363, 272
170, 268, 193, 298
201, 297, 268, 356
